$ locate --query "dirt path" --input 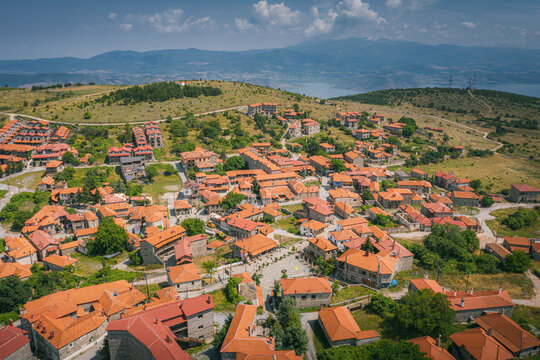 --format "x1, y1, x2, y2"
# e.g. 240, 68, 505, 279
513, 271, 540, 308
468, 90, 492, 113
421, 114, 503, 152
3, 105, 247, 126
